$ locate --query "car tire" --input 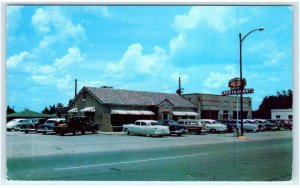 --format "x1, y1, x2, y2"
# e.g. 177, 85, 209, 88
177, 133, 182, 136
73, 130, 80, 136
124, 128, 130, 135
